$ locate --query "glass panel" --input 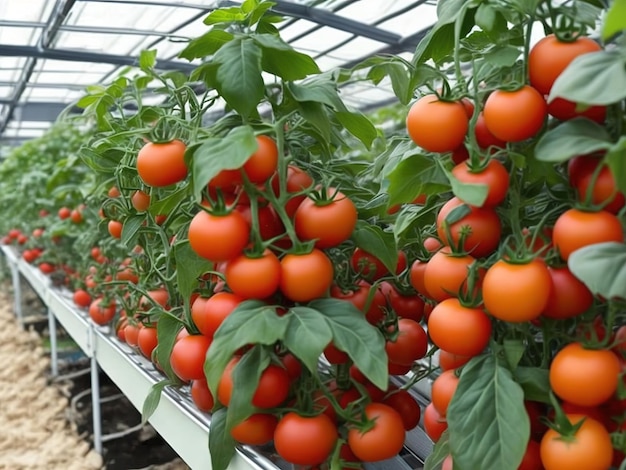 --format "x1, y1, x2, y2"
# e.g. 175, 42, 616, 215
0, 26, 41, 46
0, 0, 52, 22
289, 26, 353, 56
55, 30, 158, 56
0, 87, 14, 99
